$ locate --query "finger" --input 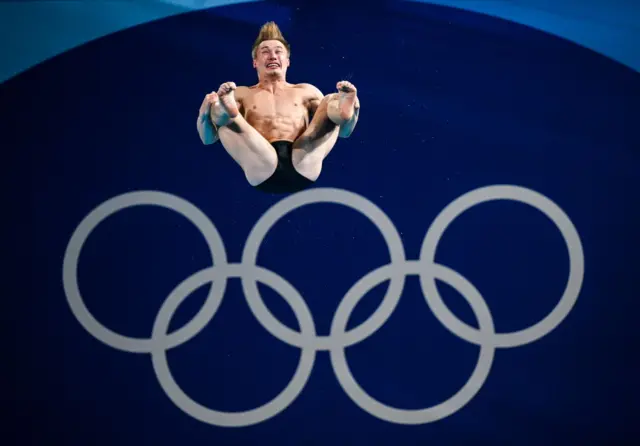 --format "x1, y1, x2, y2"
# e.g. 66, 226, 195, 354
219, 83, 235, 95
337, 81, 353, 92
